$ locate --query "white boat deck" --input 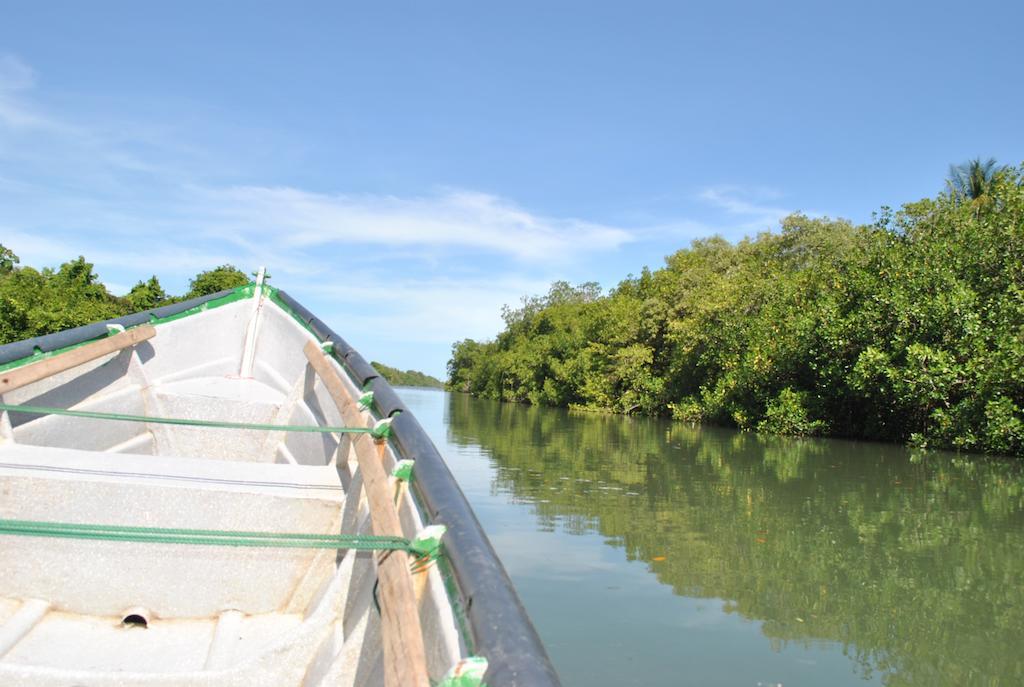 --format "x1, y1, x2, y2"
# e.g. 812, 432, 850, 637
0, 293, 466, 686
0, 605, 303, 672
